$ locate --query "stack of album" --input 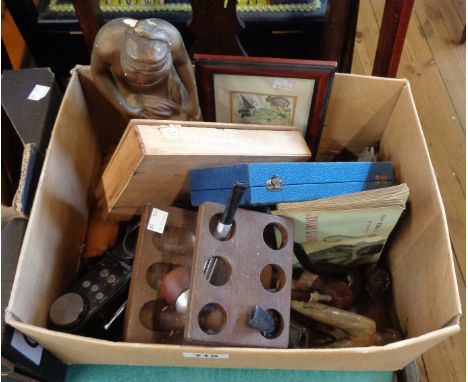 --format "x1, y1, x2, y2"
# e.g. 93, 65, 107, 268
273, 184, 410, 266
